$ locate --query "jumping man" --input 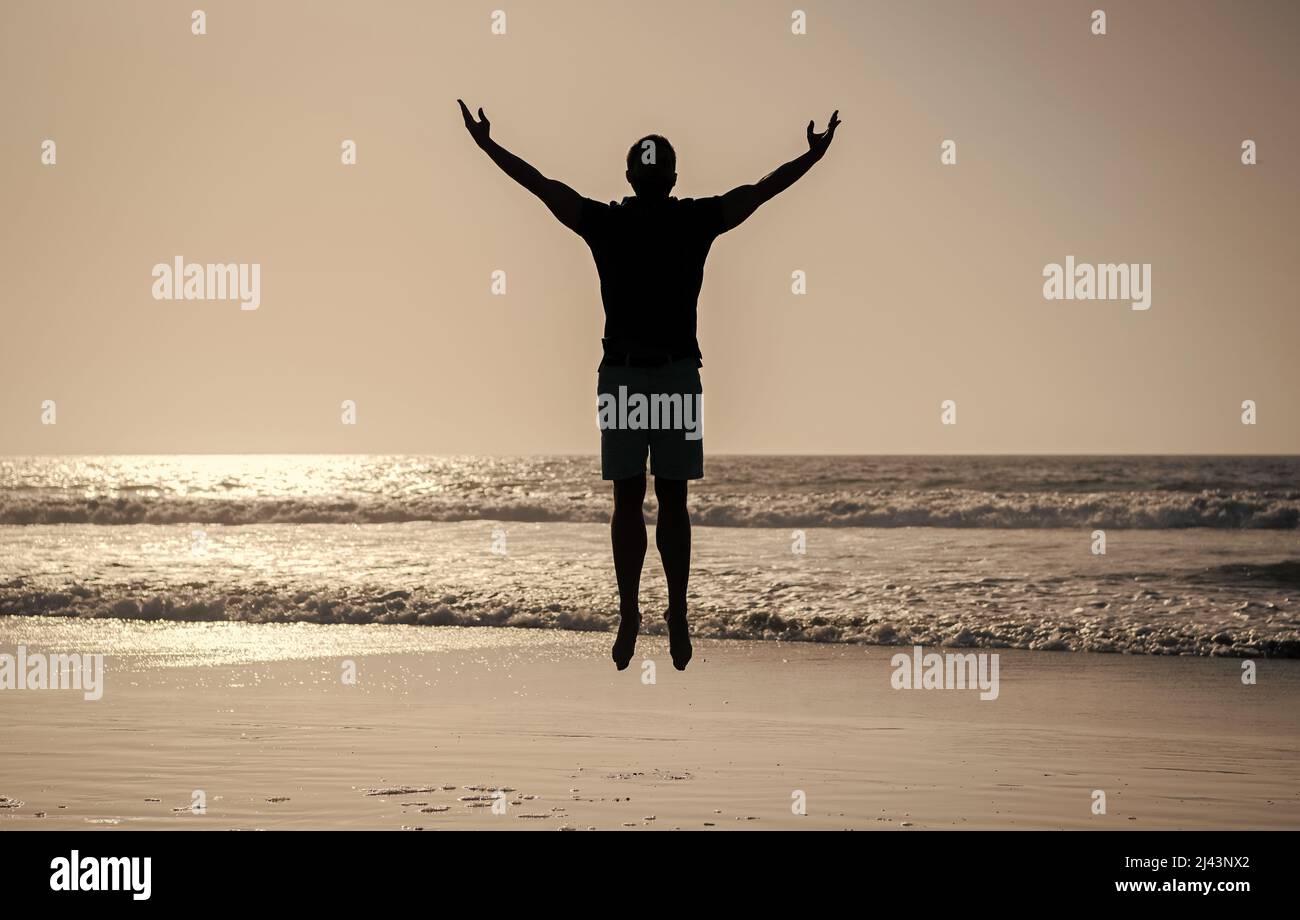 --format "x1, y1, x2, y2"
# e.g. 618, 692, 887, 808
458, 100, 841, 670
